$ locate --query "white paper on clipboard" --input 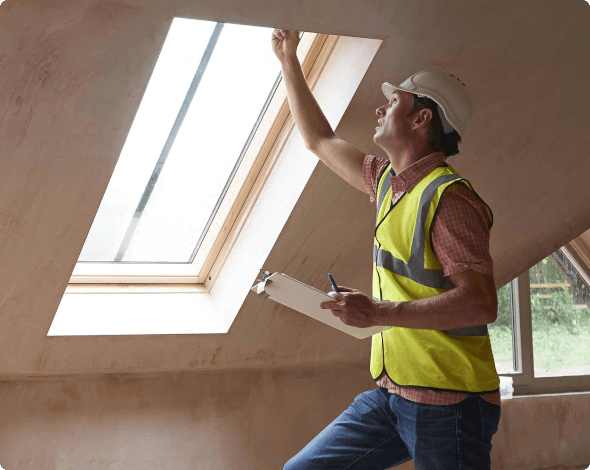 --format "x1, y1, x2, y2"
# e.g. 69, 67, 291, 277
250, 272, 390, 339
